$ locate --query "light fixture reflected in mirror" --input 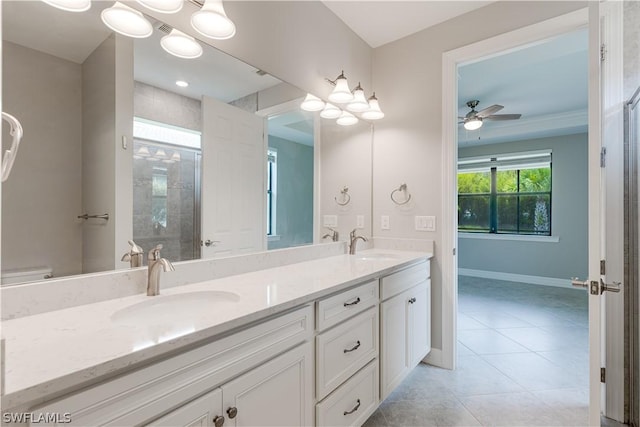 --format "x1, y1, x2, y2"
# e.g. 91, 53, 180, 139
464, 117, 483, 130
346, 83, 369, 112
362, 93, 384, 120
101, 1, 153, 38
161, 29, 203, 59
300, 94, 325, 111
320, 103, 342, 119
137, 146, 151, 157
328, 71, 354, 103
42, 0, 91, 12
135, 0, 183, 14
337, 111, 358, 126
191, 0, 236, 40
176, 80, 189, 88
